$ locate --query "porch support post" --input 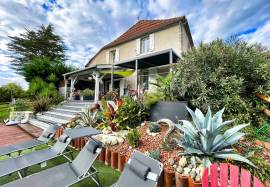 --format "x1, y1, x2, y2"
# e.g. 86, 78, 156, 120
64, 76, 67, 99
135, 59, 138, 91
169, 49, 173, 72
110, 62, 114, 91
70, 76, 77, 100
94, 72, 100, 103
